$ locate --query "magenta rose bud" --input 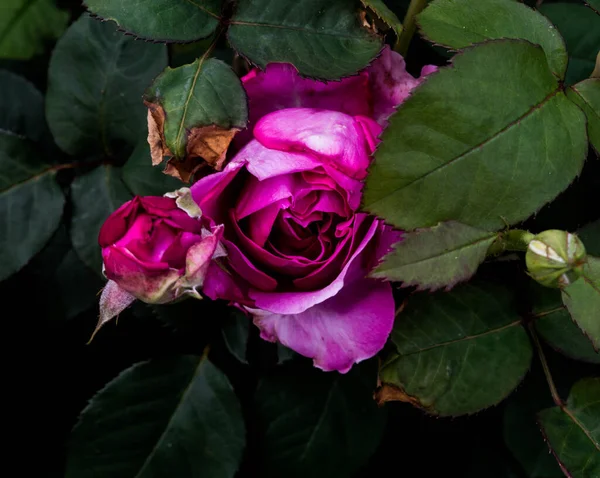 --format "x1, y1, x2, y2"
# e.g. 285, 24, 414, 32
190, 47, 435, 373
98, 188, 224, 305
